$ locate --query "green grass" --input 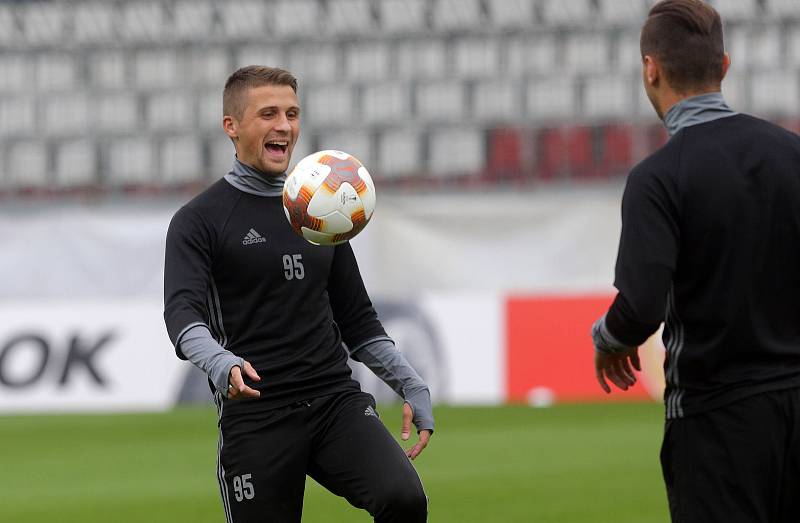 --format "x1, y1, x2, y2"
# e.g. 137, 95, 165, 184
0, 403, 669, 522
